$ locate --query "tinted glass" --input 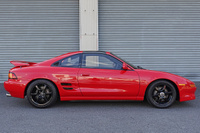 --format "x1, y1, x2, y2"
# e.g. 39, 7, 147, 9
60, 54, 80, 67
110, 53, 137, 69
81, 53, 122, 69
